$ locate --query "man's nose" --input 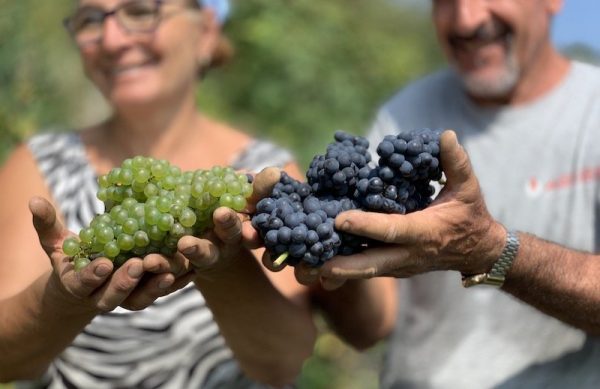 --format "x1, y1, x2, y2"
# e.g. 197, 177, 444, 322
453, 0, 489, 36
